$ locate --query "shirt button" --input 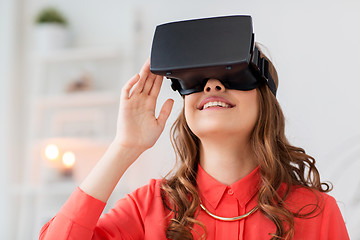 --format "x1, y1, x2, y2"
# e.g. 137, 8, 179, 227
227, 189, 234, 195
